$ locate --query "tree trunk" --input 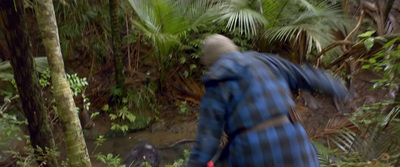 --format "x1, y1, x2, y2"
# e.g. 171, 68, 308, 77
34, 0, 92, 166
0, 1, 59, 166
110, 0, 125, 96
